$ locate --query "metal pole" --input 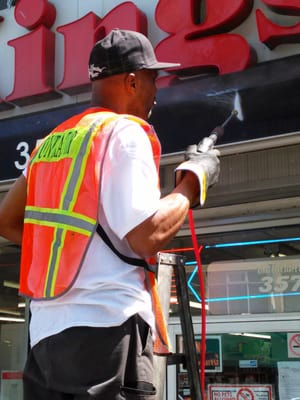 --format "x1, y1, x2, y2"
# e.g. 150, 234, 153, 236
153, 253, 173, 400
